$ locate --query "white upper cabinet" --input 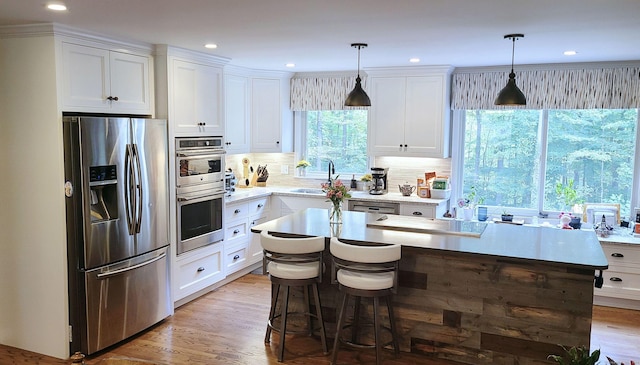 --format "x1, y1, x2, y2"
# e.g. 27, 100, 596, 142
224, 71, 250, 154
250, 73, 293, 153
155, 45, 229, 137
368, 66, 452, 158
172, 59, 224, 136
61, 42, 152, 114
